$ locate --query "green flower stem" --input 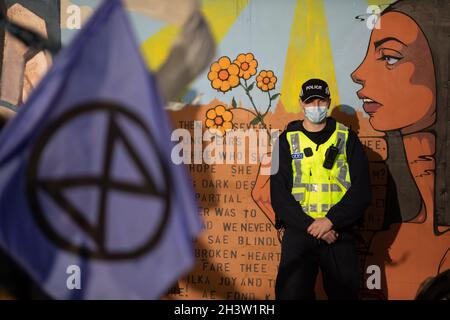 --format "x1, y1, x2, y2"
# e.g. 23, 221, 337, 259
232, 107, 259, 118
239, 81, 267, 129
237, 80, 274, 143
263, 91, 273, 117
